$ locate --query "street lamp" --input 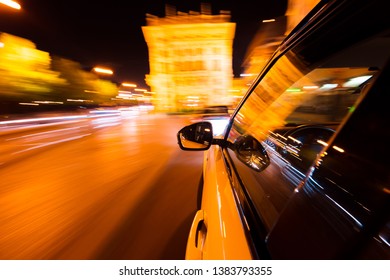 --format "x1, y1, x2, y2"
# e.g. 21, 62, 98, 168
121, 82, 137, 88
0, 0, 21, 10
92, 67, 113, 75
